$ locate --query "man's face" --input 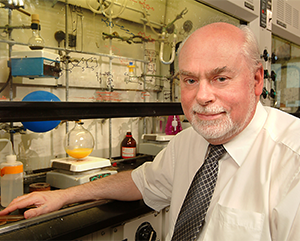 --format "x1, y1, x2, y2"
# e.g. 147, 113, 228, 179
179, 24, 263, 145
